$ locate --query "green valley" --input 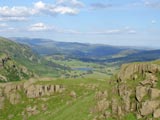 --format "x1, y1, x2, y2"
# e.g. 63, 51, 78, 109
0, 37, 160, 120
